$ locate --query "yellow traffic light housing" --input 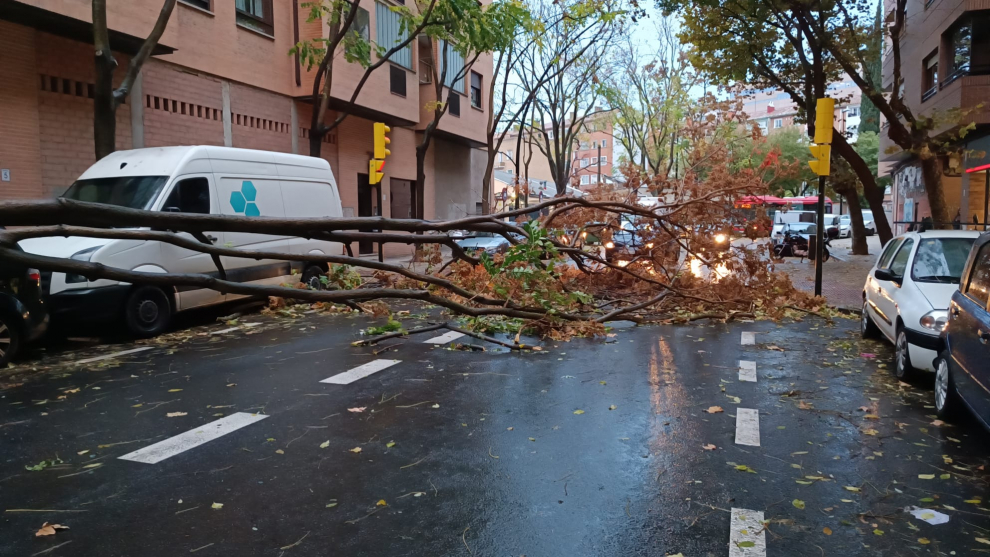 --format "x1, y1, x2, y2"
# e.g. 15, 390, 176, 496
808, 144, 831, 176
369, 158, 385, 185
374, 122, 391, 160
812, 98, 835, 145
